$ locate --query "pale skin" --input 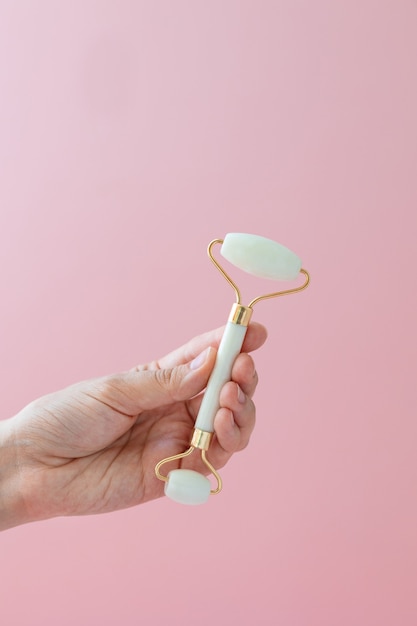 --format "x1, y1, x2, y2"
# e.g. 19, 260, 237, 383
0, 323, 267, 531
